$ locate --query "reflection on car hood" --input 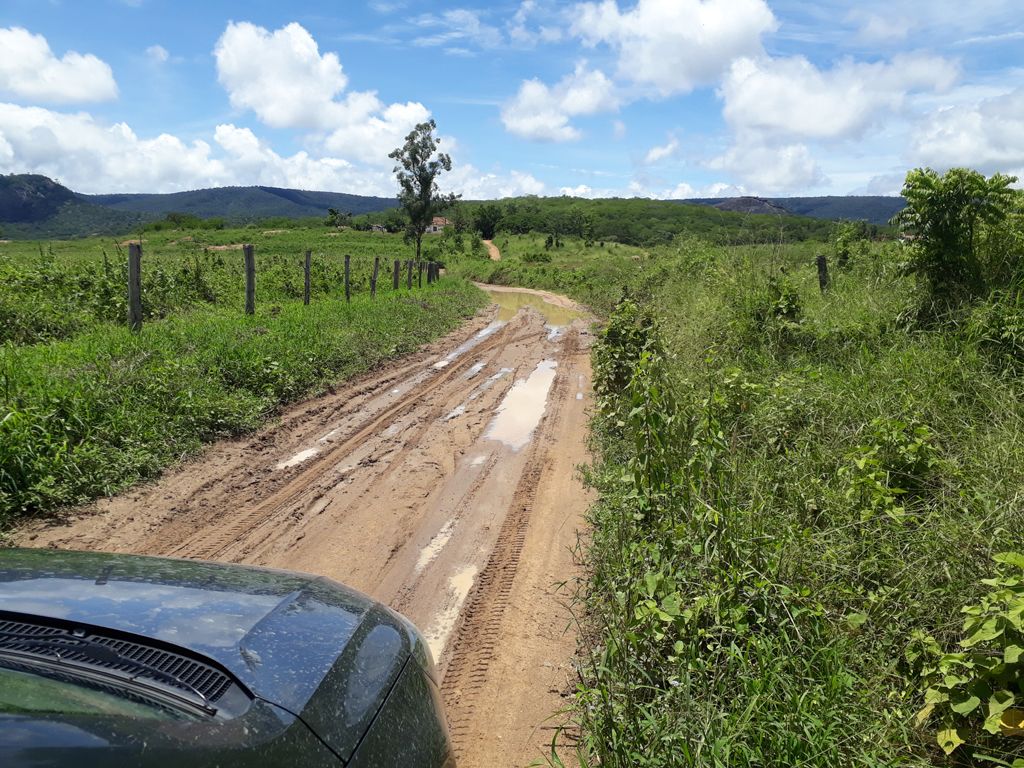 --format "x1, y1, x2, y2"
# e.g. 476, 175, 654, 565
0, 549, 406, 717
